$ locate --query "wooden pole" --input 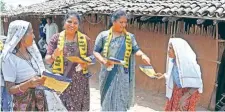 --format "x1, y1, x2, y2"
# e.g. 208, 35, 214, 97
208, 22, 219, 110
